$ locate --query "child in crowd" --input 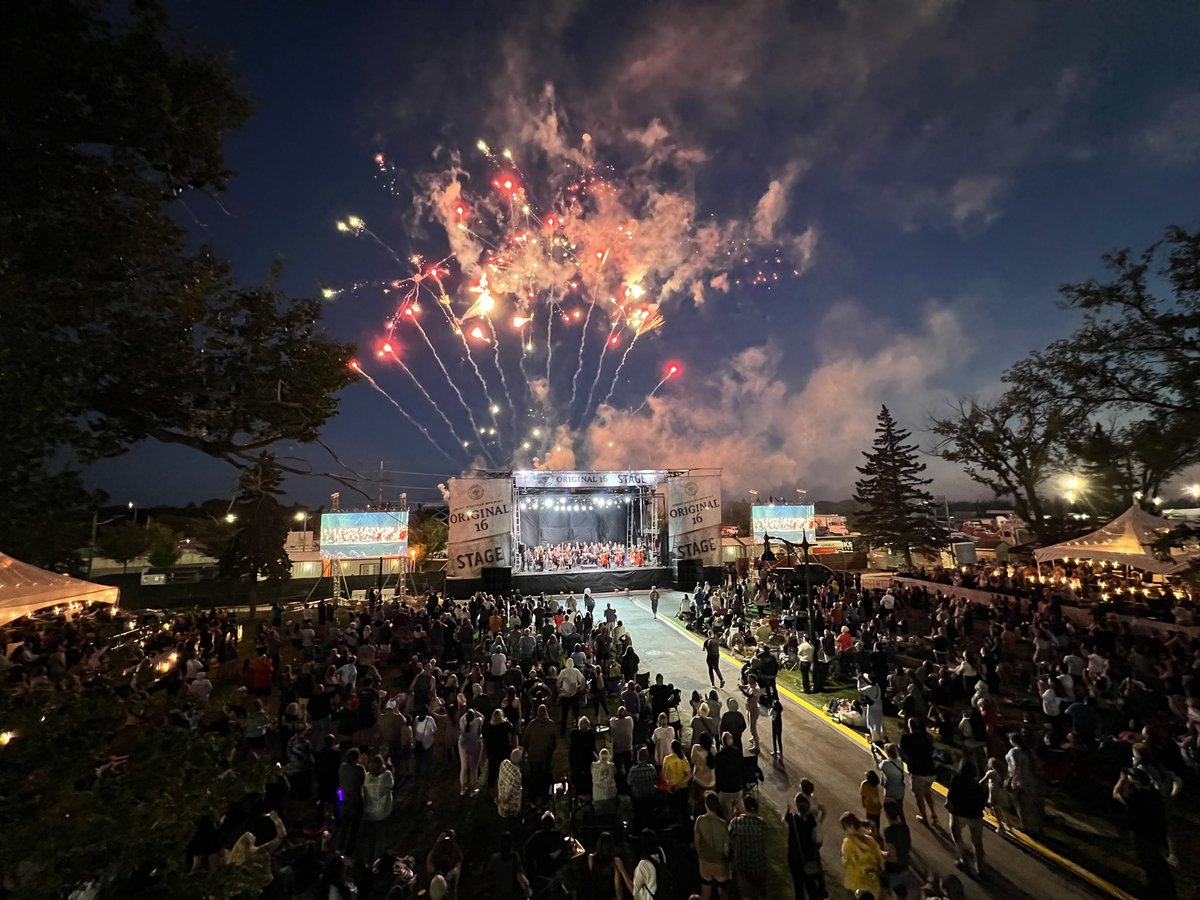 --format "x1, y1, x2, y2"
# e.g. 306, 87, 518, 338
861, 769, 883, 831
